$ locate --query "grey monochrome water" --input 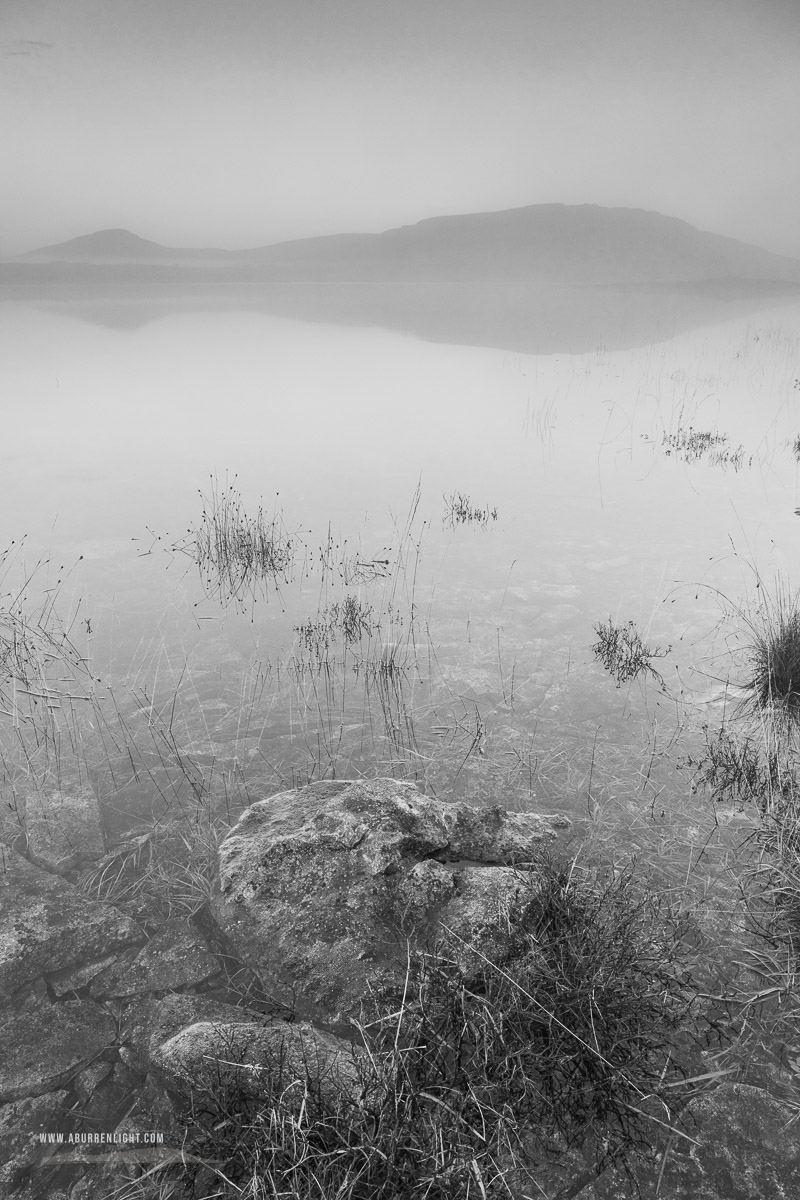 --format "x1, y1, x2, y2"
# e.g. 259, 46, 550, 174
2, 288, 800, 844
